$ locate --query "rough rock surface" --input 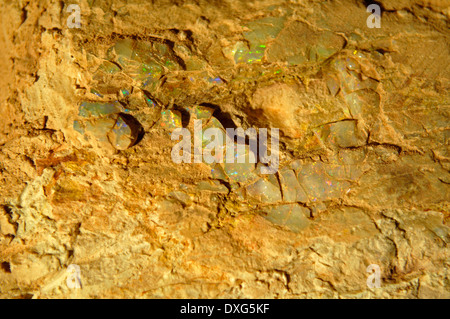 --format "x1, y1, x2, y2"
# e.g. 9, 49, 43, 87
0, 0, 449, 298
